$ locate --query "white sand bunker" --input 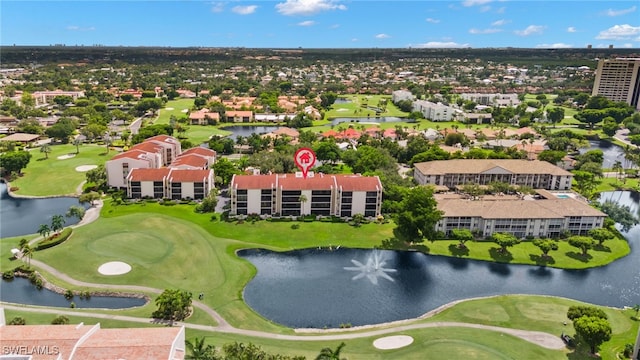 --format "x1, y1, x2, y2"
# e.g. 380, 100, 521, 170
75, 165, 98, 172
57, 154, 76, 160
373, 335, 414, 350
98, 261, 132, 275
165, 107, 174, 110
336, 108, 349, 112
181, 109, 188, 113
